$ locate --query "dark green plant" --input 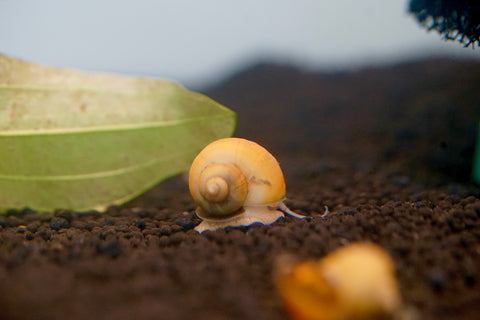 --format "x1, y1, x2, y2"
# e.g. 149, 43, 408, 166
409, 0, 480, 48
